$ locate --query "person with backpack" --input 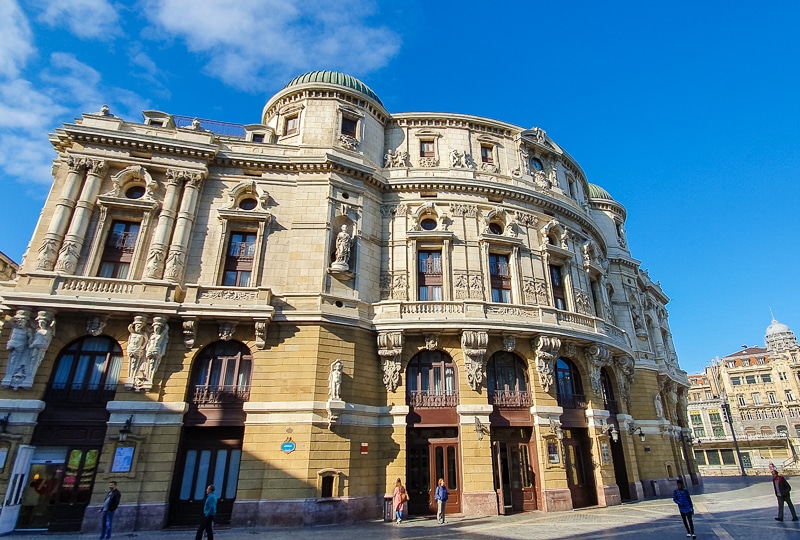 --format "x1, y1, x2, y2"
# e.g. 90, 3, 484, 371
772, 469, 798, 521
392, 478, 407, 524
672, 479, 695, 538
434, 478, 449, 524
